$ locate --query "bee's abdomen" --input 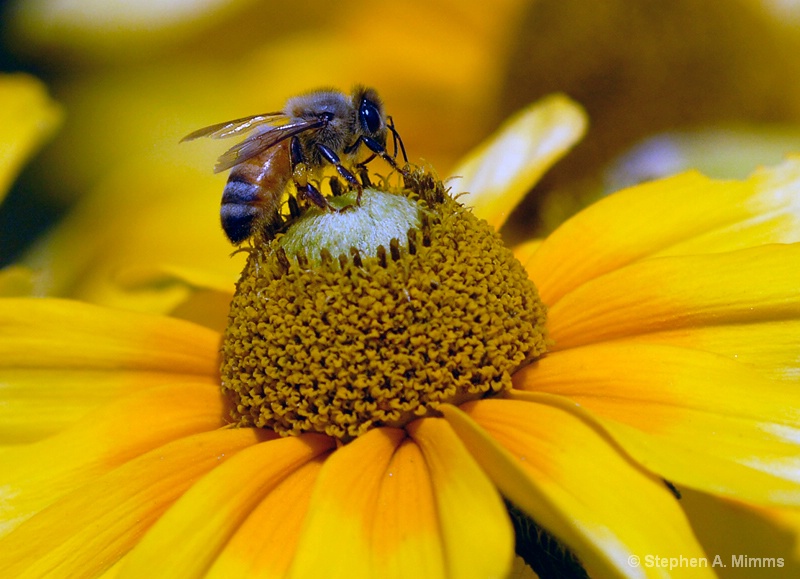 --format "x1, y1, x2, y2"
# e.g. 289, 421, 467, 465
221, 177, 262, 244
221, 145, 291, 244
